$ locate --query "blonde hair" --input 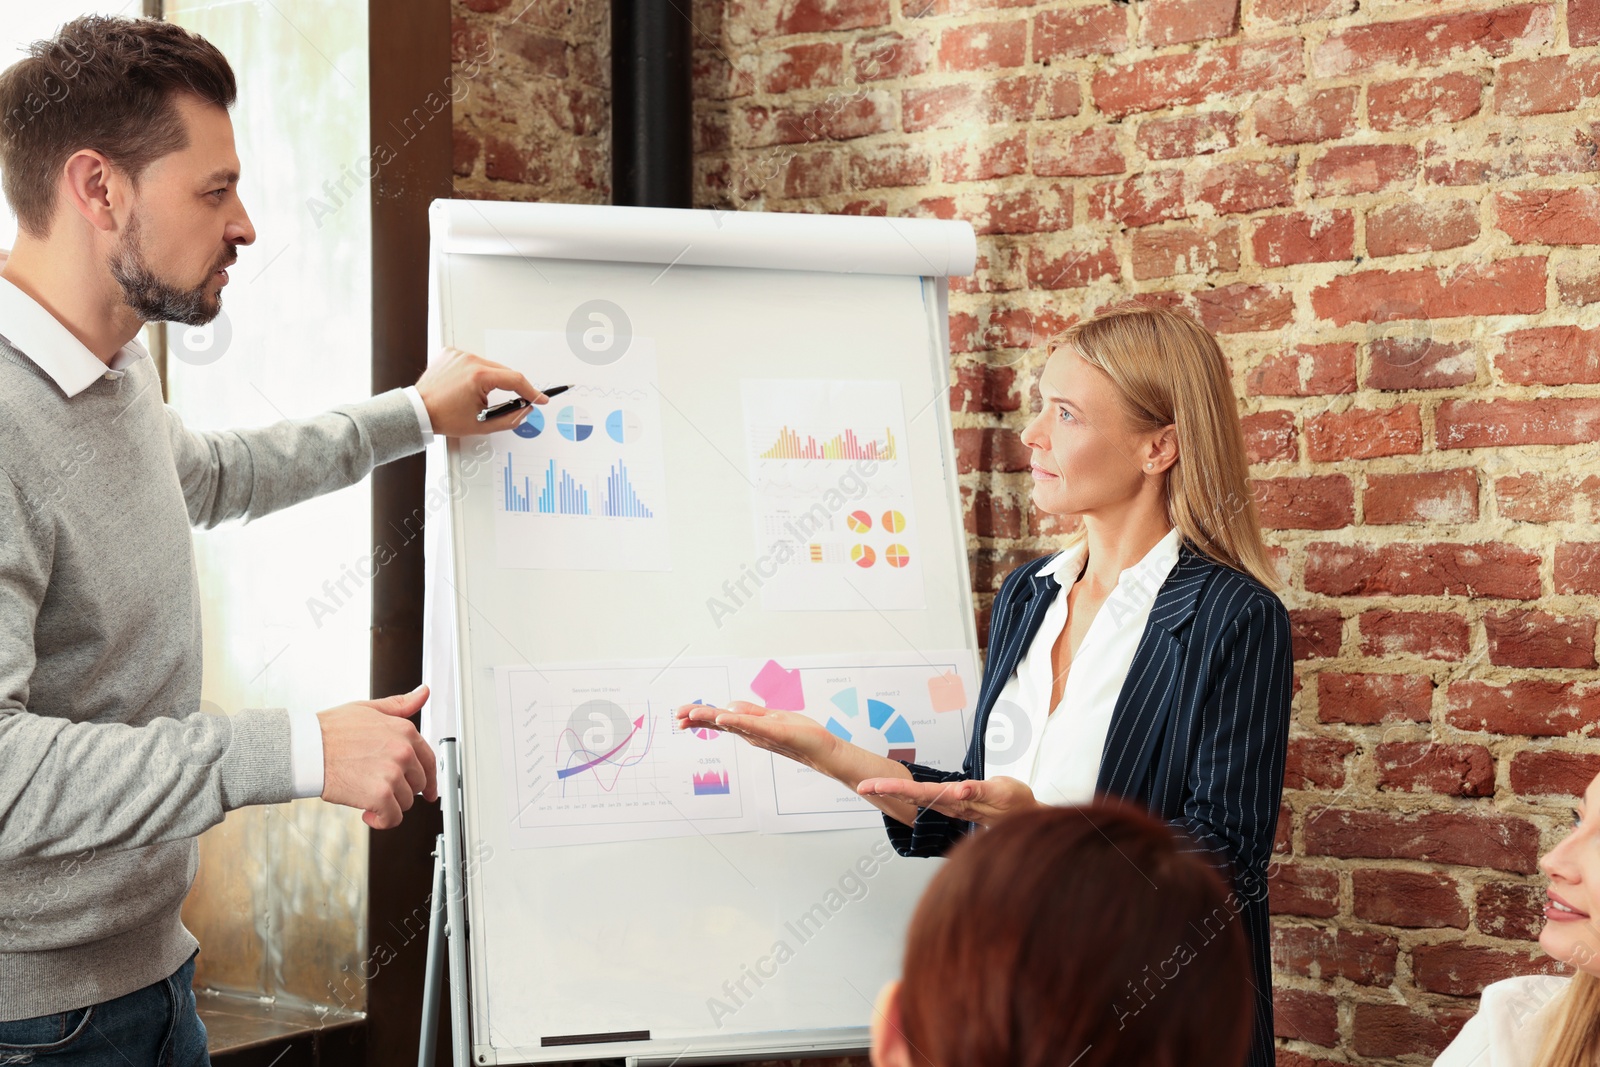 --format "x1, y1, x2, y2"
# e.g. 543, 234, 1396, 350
1535, 971, 1600, 1067
1046, 302, 1281, 591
